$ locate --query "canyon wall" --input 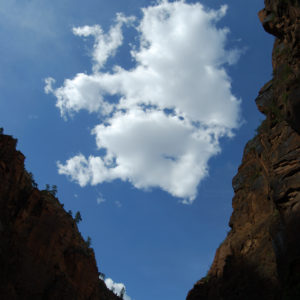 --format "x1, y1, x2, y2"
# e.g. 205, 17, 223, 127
0, 133, 121, 299
187, 0, 300, 299
1, 1, 299, 300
